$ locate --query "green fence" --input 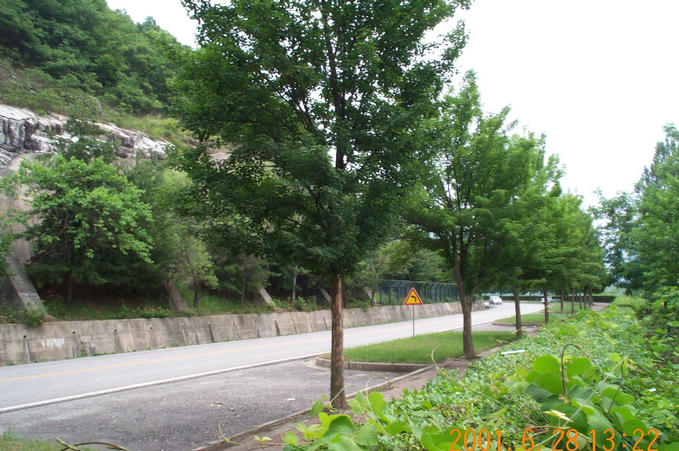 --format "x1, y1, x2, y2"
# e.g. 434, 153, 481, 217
376, 280, 458, 305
